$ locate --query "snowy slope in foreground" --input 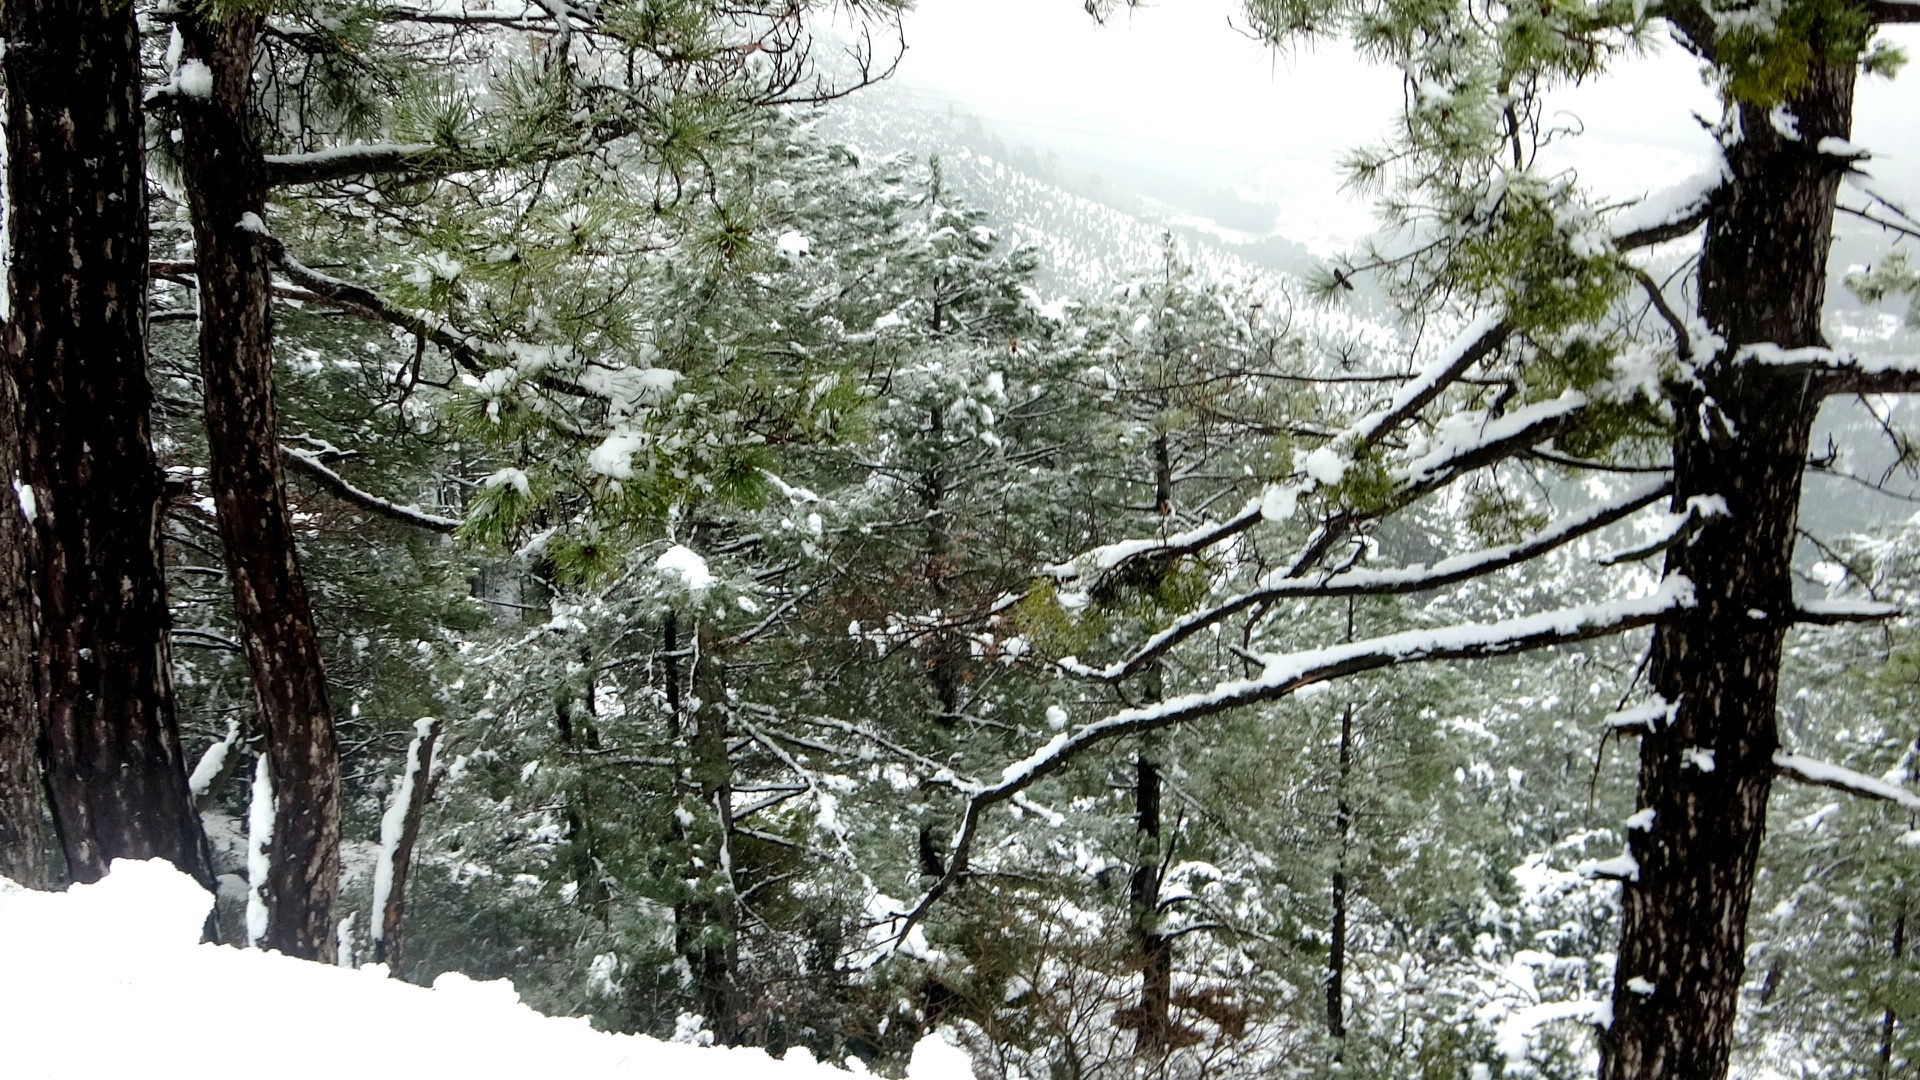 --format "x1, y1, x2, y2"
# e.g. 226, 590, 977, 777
0, 860, 973, 1080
